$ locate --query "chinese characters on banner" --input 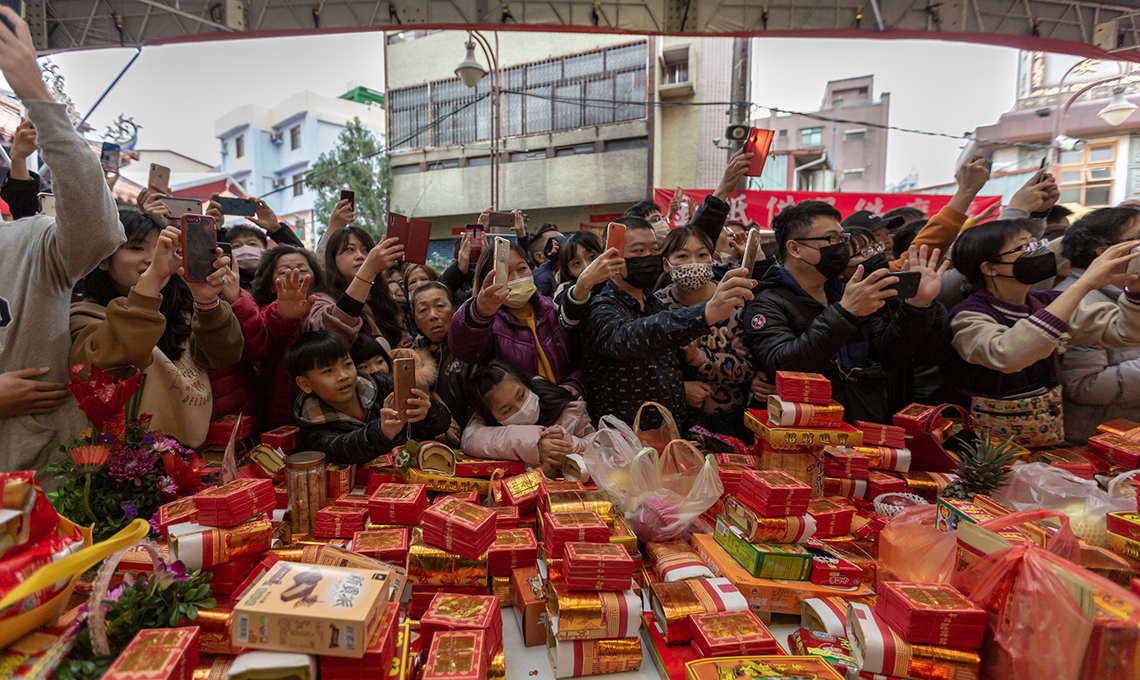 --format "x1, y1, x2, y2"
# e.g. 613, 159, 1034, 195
653, 189, 1003, 229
